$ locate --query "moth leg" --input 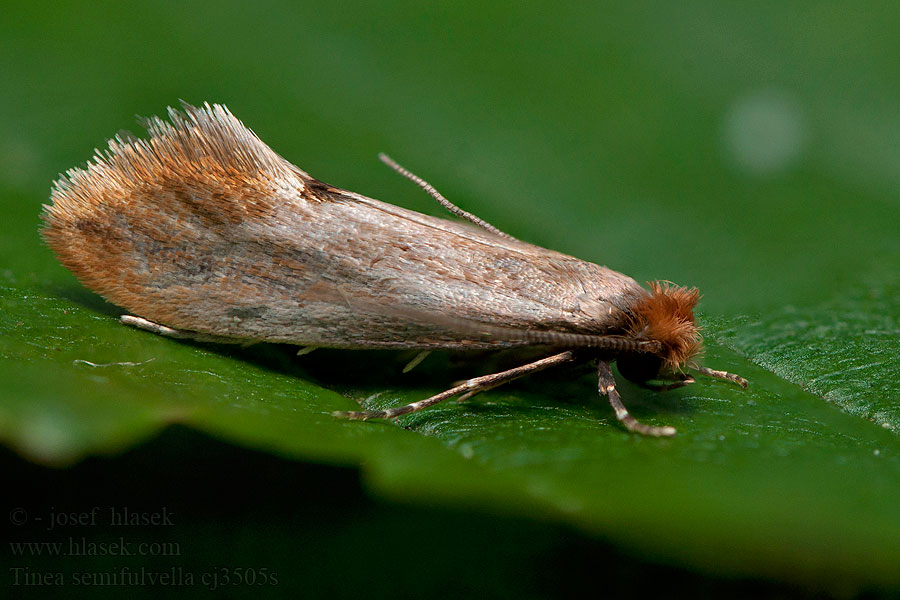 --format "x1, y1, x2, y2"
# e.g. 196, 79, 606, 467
597, 361, 677, 437
334, 351, 577, 420
377, 153, 516, 240
120, 315, 245, 345
694, 366, 748, 388
457, 378, 506, 402
639, 374, 695, 392
456, 356, 568, 401
459, 356, 600, 401
402, 350, 432, 373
